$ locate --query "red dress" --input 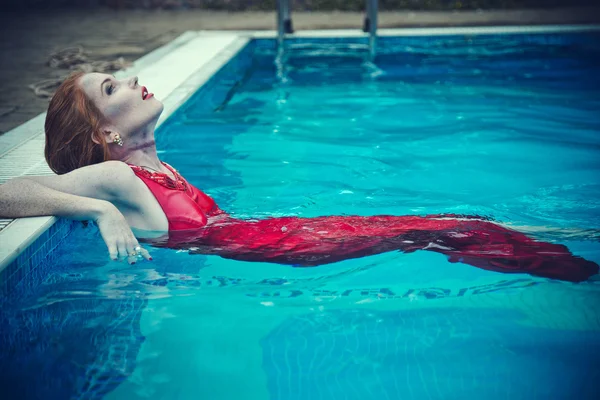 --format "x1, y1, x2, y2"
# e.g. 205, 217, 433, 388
129, 163, 599, 283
